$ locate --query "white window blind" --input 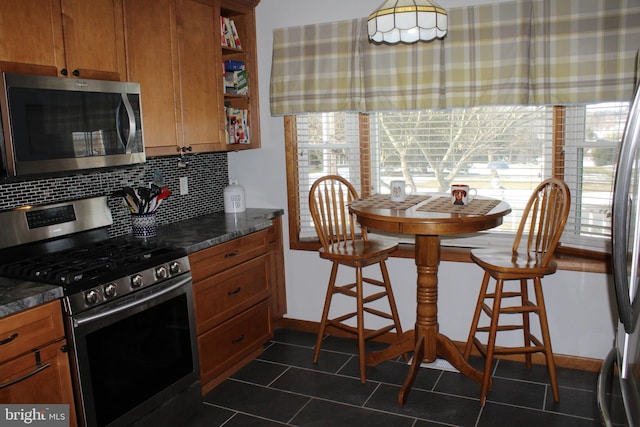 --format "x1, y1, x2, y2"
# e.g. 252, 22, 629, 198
296, 113, 362, 239
370, 107, 552, 246
562, 102, 630, 251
